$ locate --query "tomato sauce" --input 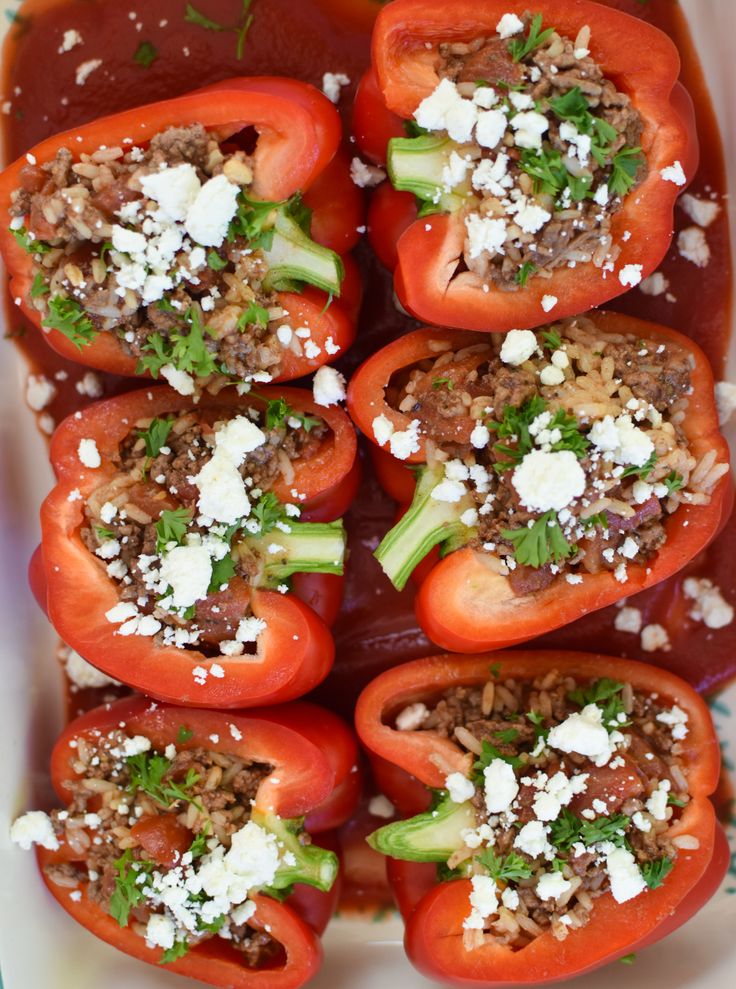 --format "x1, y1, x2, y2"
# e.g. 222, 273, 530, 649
1, 0, 734, 724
